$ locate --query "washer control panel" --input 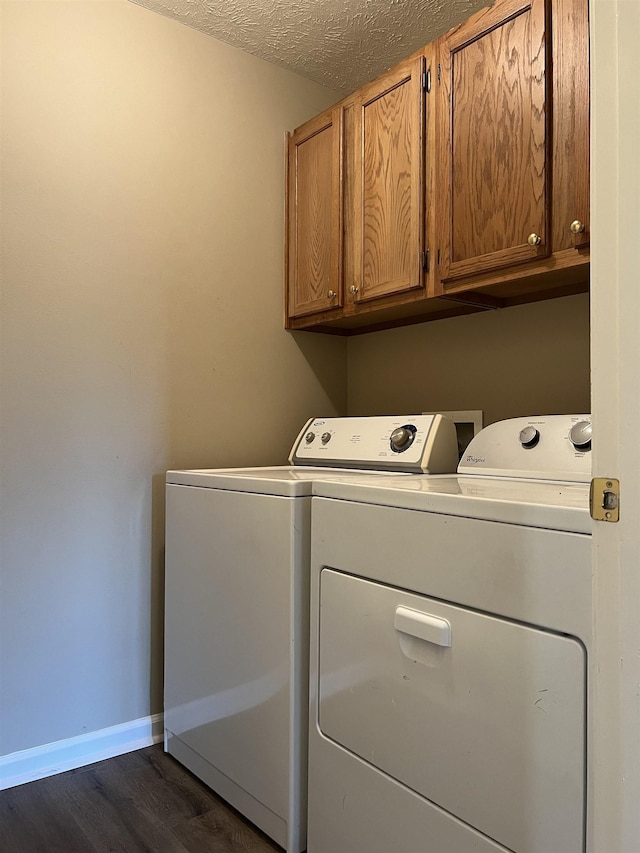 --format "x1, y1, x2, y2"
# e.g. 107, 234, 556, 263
458, 415, 592, 482
290, 415, 459, 474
